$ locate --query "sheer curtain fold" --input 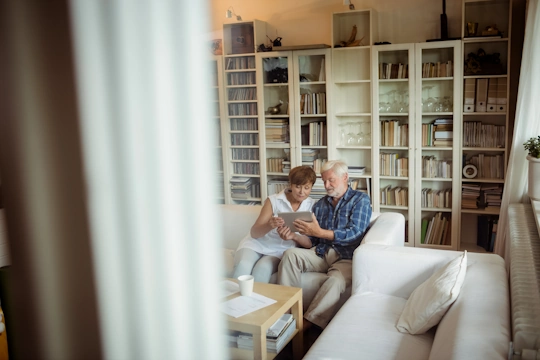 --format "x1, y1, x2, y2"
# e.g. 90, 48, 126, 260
69, 1, 226, 358
494, 0, 540, 260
